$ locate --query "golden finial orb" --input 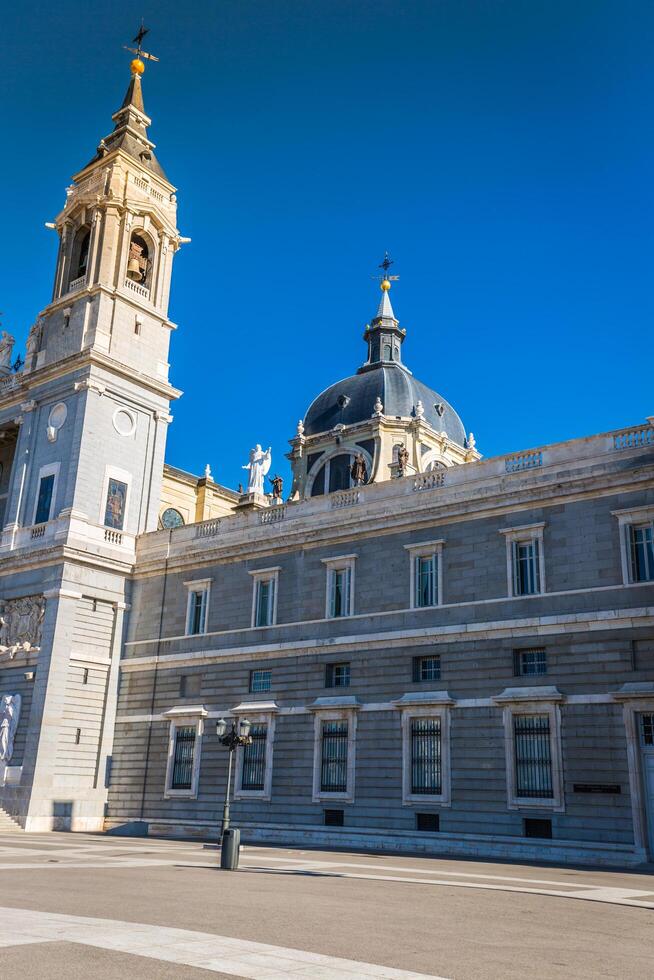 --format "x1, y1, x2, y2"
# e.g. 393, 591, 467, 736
130, 58, 145, 76
381, 278, 392, 291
